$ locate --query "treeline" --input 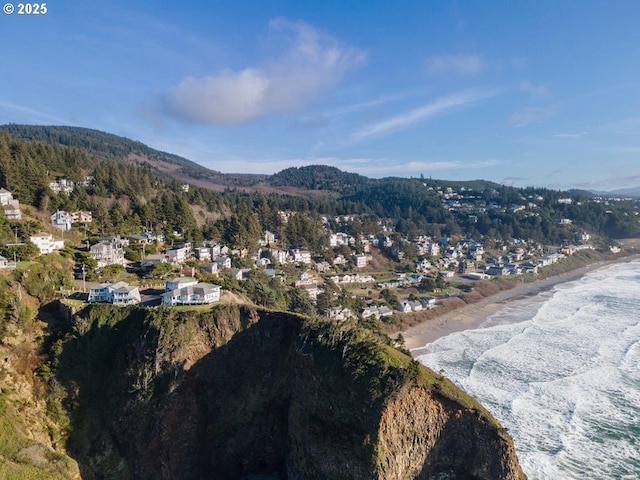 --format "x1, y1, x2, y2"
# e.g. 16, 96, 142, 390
0, 124, 218, 180
1, 127, 639, 249
268, 165, 370, 194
